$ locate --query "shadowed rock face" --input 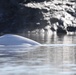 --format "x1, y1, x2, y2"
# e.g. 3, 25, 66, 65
0, 0, 49, 34
0, 0, 76, 34
57, 27, 67, 34
0, 5, 46, 33
67, 26, 76, 32
0, 34, 41, 45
